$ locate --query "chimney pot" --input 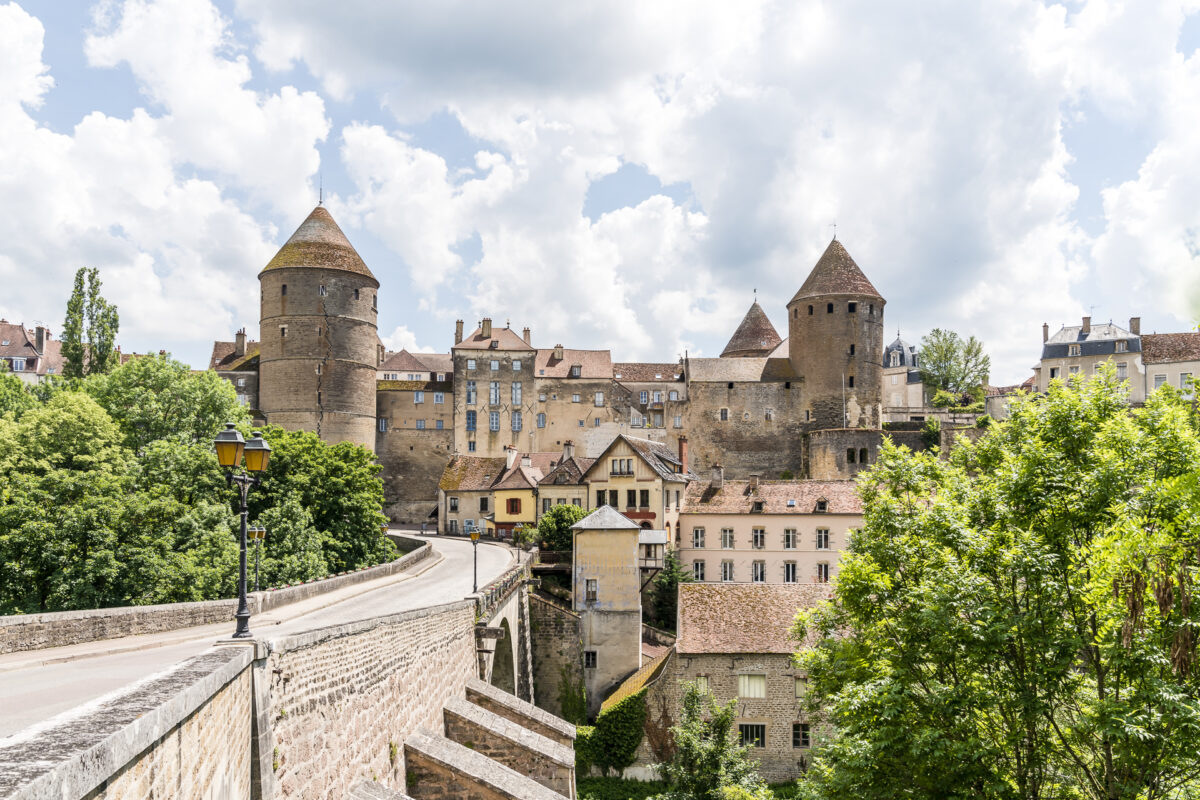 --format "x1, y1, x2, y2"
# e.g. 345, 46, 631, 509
481, 318, 493, 338
563, 440, 575, 461
1082, 316, 1091, 335
1042, 322, 1049, 343
553, 344, 564, 361
1129, 316, 1141, 336
455, 319, 464, 345
711, 464, 724, 489
522, 327, 531, 345
235, 329, 247, 357
34, 326, 46, 354
678, 435, 689, 476
749, 475, 760, 492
